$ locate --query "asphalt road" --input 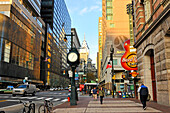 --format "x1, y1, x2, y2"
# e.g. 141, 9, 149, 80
0, 90, 69, 113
